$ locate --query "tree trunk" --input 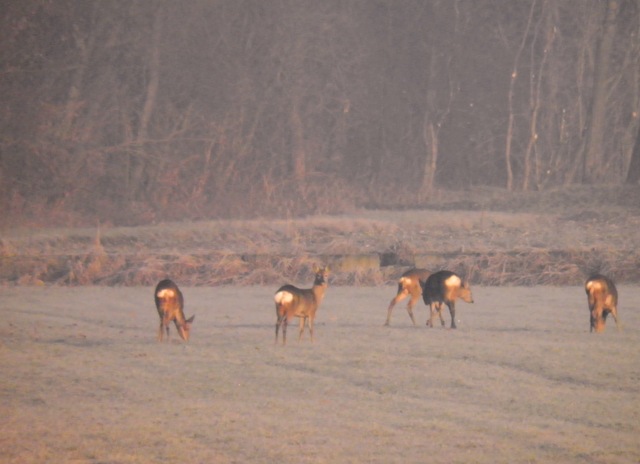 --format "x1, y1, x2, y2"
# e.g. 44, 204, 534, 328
420, 121, 438, 198
129, 7, 162, 201
504, 0, 536, 191
582, 0, 618, 183
524, 3, 555, 191
625, 123, 640, 184
62, 8, 98, 135
290, 95, 306, 185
